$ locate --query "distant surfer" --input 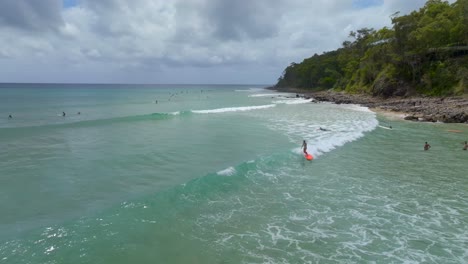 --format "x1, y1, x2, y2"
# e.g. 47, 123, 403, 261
318, 127, 329, 131
62, 112, 66, 117
77, 112, 81, 115
424, 142, 431, 151
463, 141, 467, 150
8, 114, 12, 119
301, 140, 308, 154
